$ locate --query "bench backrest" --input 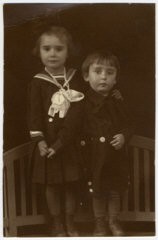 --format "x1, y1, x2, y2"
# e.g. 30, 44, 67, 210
3, 135, 155, 236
